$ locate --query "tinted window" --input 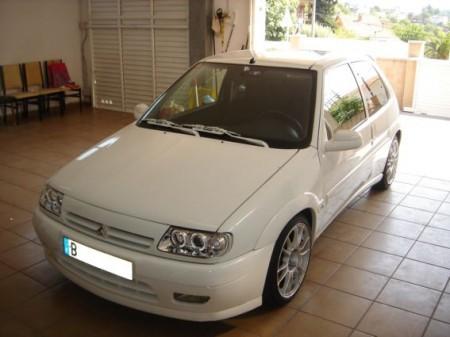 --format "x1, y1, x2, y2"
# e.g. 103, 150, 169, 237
141, 62, 317, 149
323, 64, 366, 133
351, 61, 389, 116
